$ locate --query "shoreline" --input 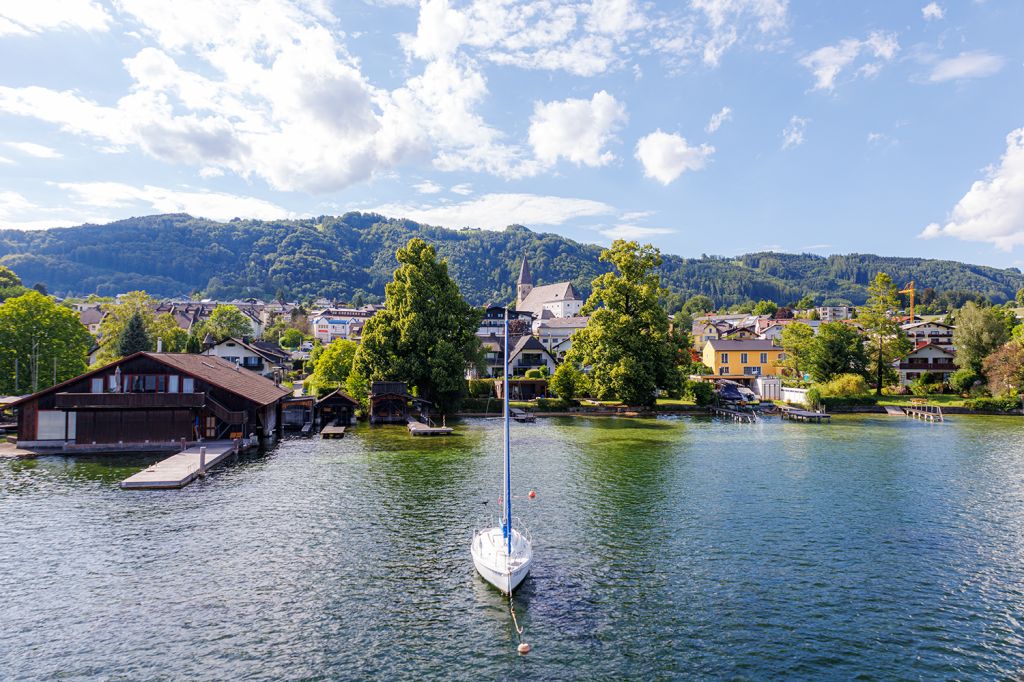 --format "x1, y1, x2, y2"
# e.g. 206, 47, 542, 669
456, 404, 1024, 419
